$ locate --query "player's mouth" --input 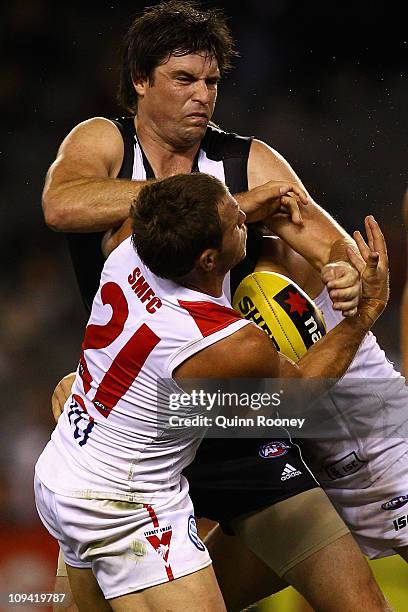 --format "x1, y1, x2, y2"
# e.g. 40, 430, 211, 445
186, 113, 208, 120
